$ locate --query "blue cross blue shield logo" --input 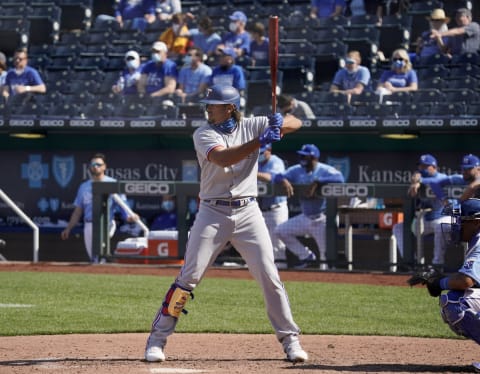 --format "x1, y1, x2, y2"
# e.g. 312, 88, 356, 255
52, 156, 74, 188
326, 156, 350, 182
